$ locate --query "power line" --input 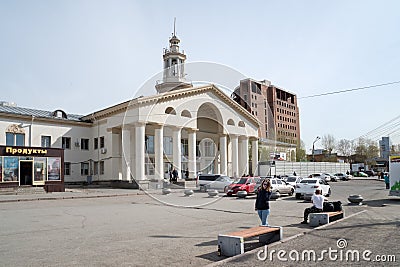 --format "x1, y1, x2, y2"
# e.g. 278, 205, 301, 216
299, 81, 400, 99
